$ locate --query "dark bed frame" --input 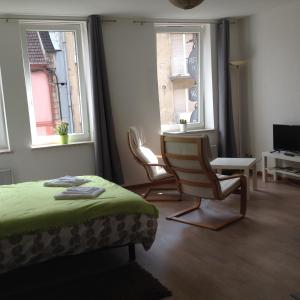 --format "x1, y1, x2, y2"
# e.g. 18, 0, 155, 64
102, 243, 136, 261
128, 243, 136, 261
